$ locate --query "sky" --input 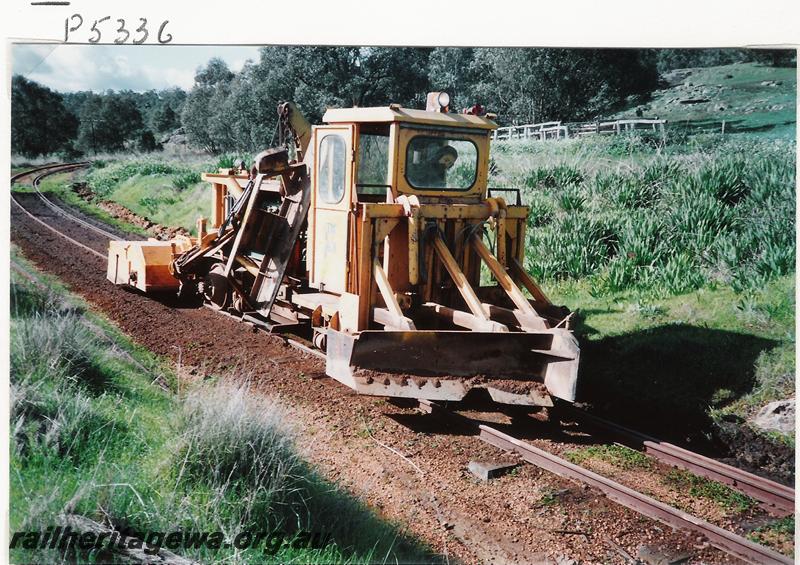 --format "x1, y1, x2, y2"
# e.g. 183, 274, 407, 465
12, 44, 262, 92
